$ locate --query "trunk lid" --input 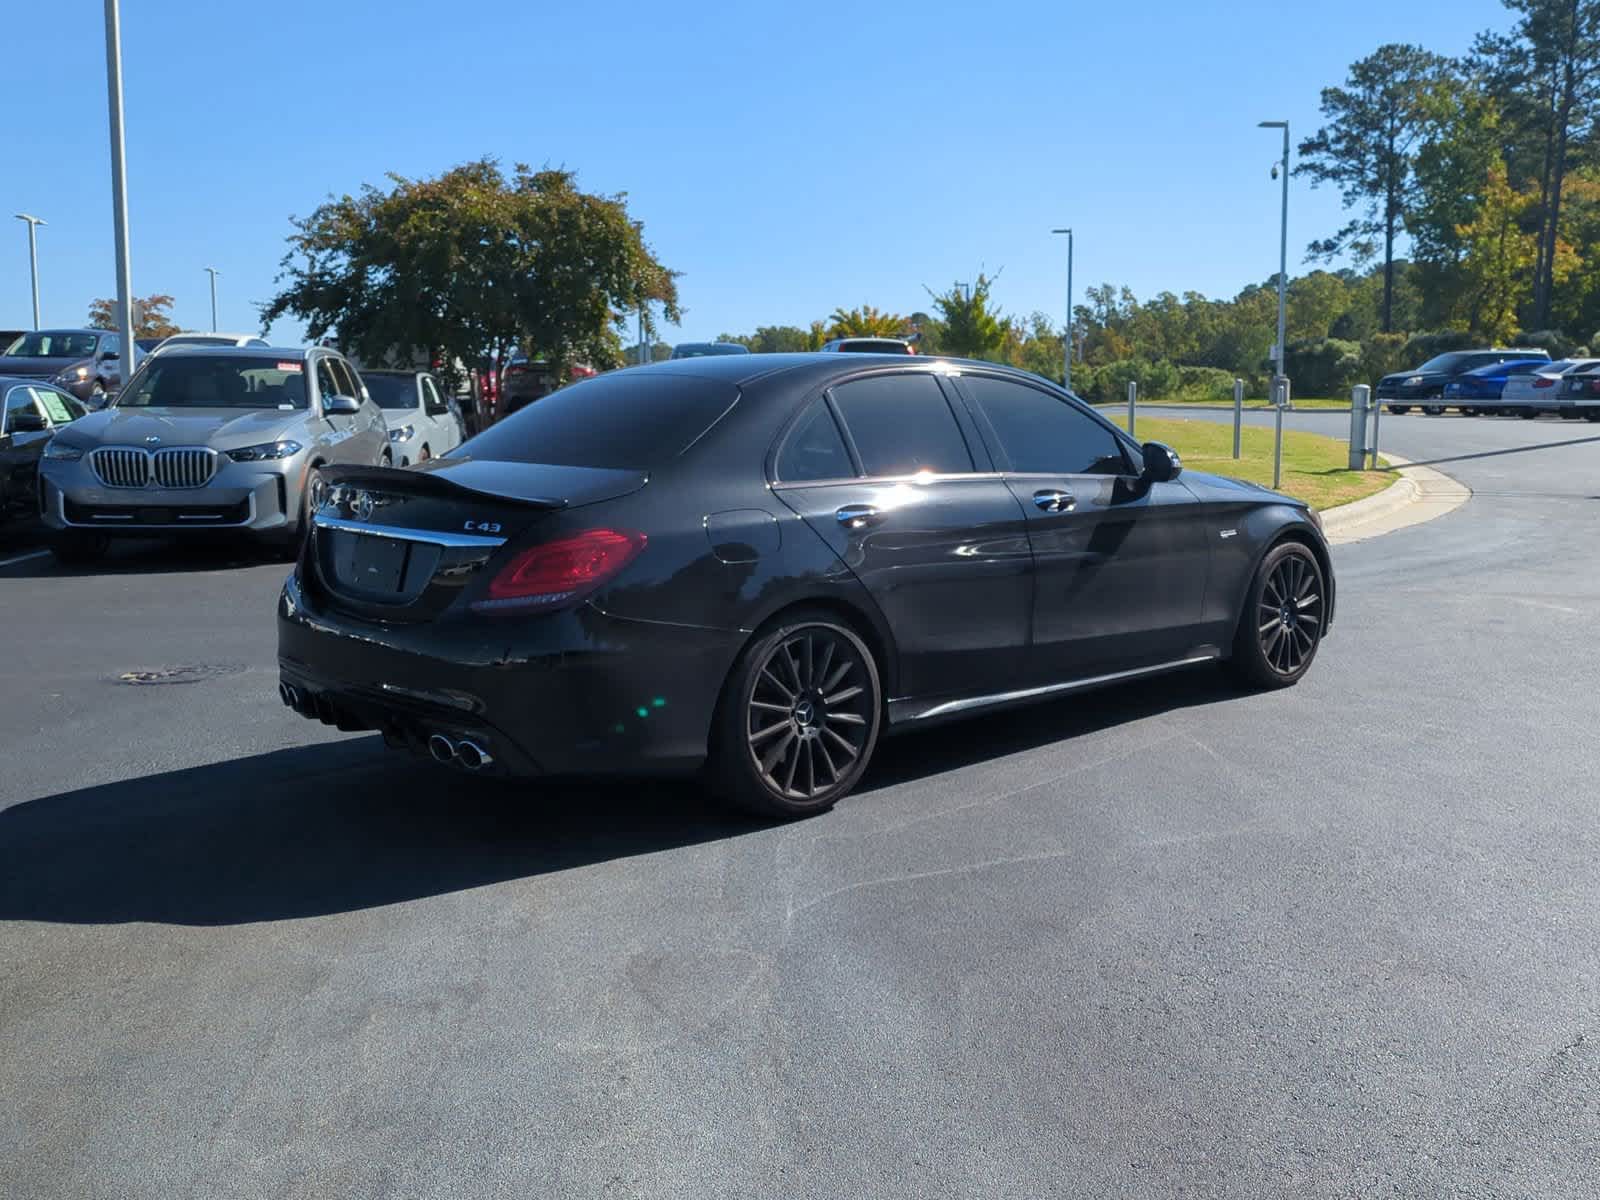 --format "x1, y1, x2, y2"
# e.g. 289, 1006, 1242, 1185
308, 459, 647, 621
